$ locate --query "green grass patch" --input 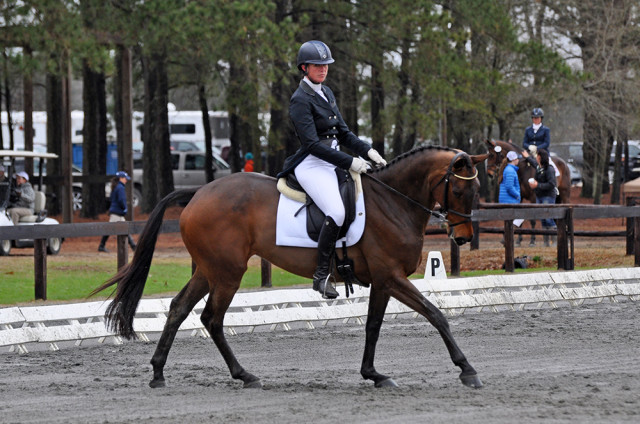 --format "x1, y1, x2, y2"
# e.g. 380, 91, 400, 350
0, 257, 313, 306
2, 256, 594, 306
